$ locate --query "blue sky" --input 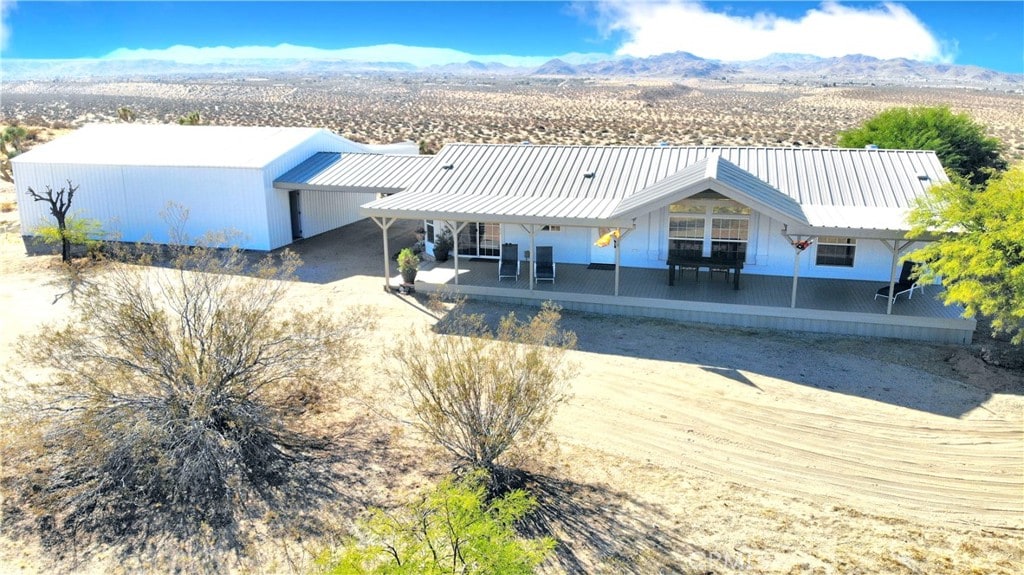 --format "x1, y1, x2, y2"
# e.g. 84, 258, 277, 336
1, 1, 1022, 73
